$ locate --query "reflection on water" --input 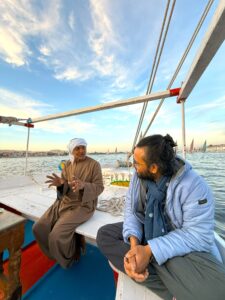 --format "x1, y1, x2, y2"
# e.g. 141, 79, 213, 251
1, 152, 225, 239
